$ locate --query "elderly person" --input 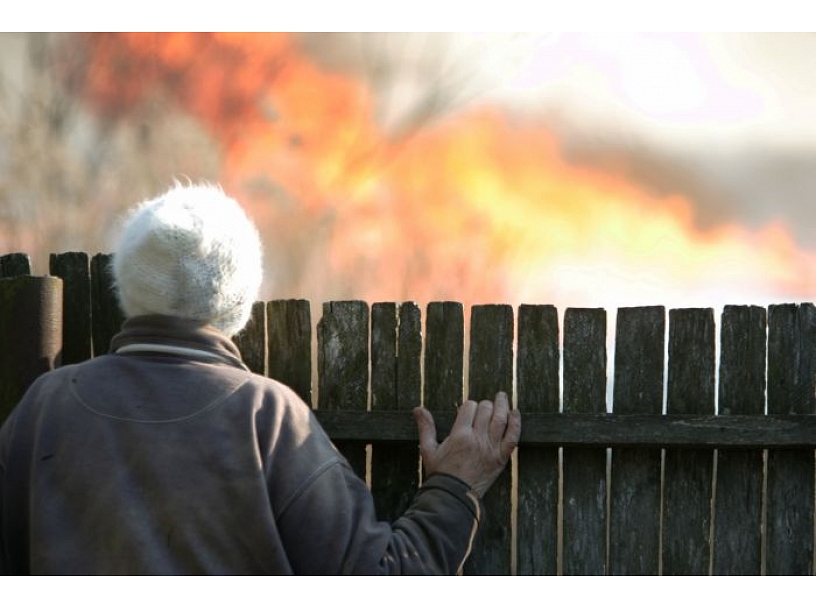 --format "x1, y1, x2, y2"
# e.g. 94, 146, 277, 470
0, 182, 520, 575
